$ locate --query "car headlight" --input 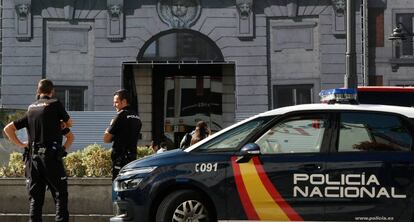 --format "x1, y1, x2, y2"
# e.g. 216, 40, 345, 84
120, 166, 157, 177
114, 166, 157, 192
114, 178, 144, 192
